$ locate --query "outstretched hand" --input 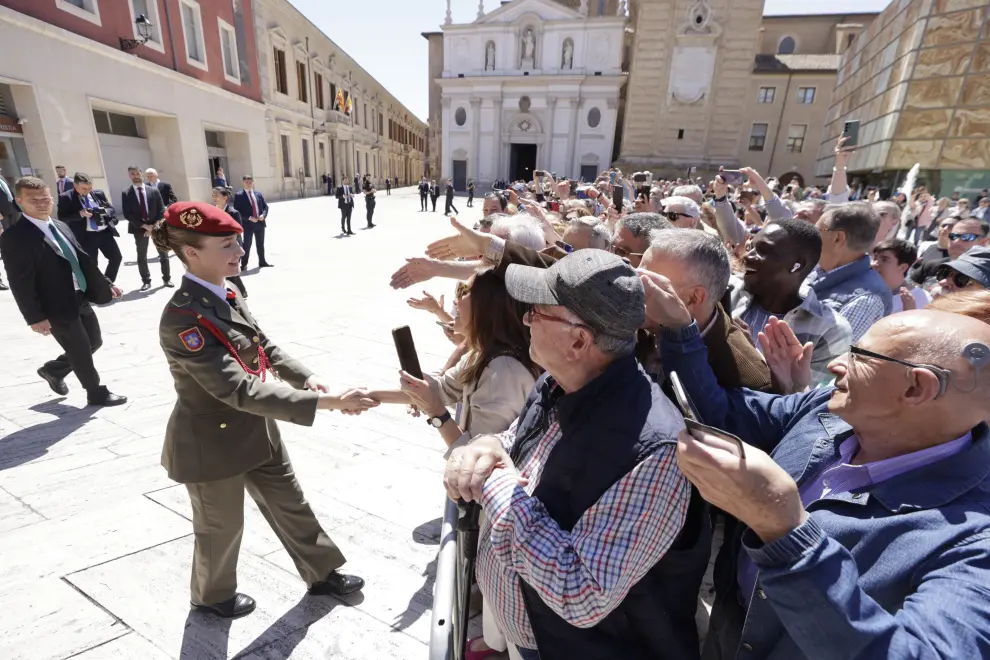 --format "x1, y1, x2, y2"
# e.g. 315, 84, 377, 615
390, 257, 445, 290
759, 316, 813, 394
426, 217, 492, 261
